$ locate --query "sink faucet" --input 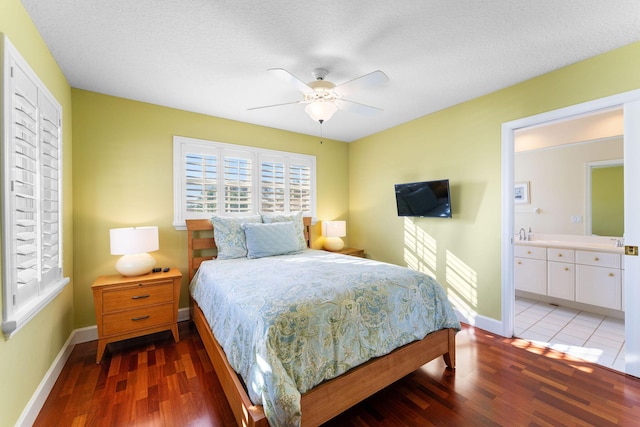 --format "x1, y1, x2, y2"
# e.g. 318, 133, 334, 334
519, 228, 526, 241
